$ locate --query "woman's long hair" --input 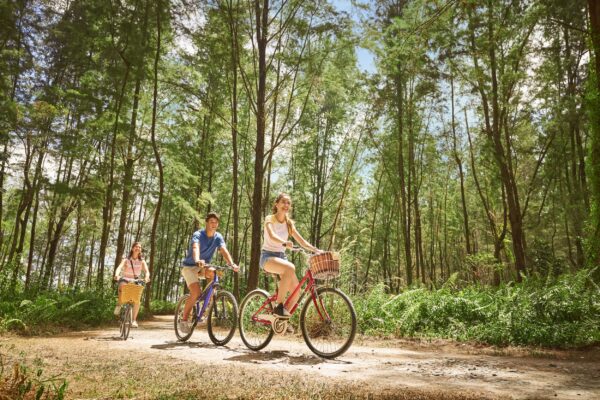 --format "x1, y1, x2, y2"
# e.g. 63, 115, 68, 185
272, 193, 293, 235
128, 242, 144, 260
